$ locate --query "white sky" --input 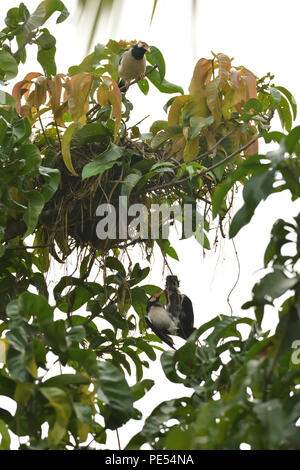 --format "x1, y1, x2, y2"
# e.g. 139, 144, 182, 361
1, 0, 300, 450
